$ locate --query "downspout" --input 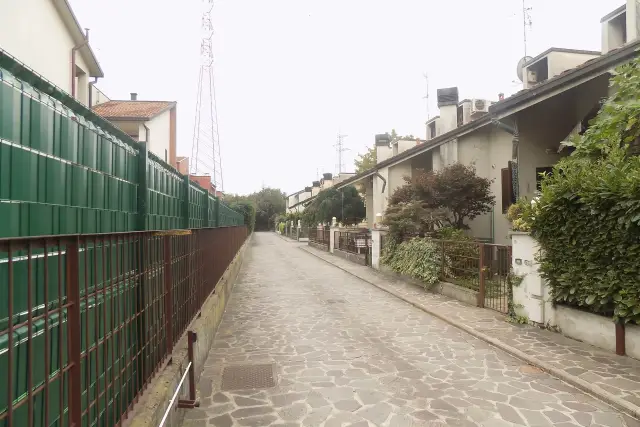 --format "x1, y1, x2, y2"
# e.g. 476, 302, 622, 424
71, 28, 90, 98
373, 172, 386, 193
143, 124, 151, 146
88, 77, 99, 108
492, 119, 520, 242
